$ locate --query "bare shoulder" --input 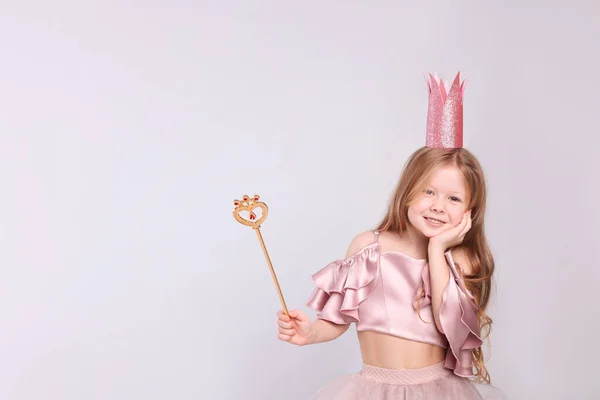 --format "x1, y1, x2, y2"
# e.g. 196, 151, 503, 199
374, 230, 416, 256
345, 230, 378, 258
451, 247, 474, 275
